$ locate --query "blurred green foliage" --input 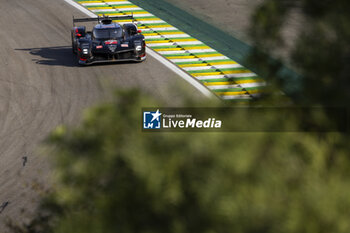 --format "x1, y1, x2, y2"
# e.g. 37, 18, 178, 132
7, 90, 350, 233
250, 0, 350, 105
6, 1, 350, 232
